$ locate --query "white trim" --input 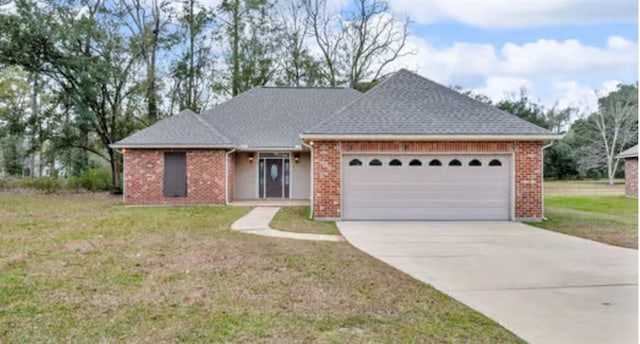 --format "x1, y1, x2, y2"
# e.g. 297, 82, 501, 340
238, 147, 305, 152
300, 134, 563, 141
110, 144, 233, 149
300, 141, 314, 219
255, 155, 259, 198
340, 151, 515, 221
511, 151, 516, 221
290, 151, 295, 199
